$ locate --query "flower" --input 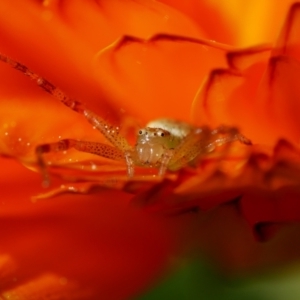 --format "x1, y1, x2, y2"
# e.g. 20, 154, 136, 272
1, 0, 300, 299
